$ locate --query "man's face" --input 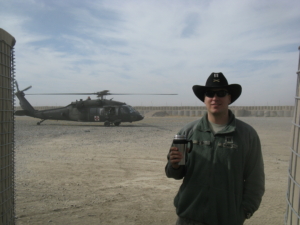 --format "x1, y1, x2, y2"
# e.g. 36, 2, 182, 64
204, 88, 231, 116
